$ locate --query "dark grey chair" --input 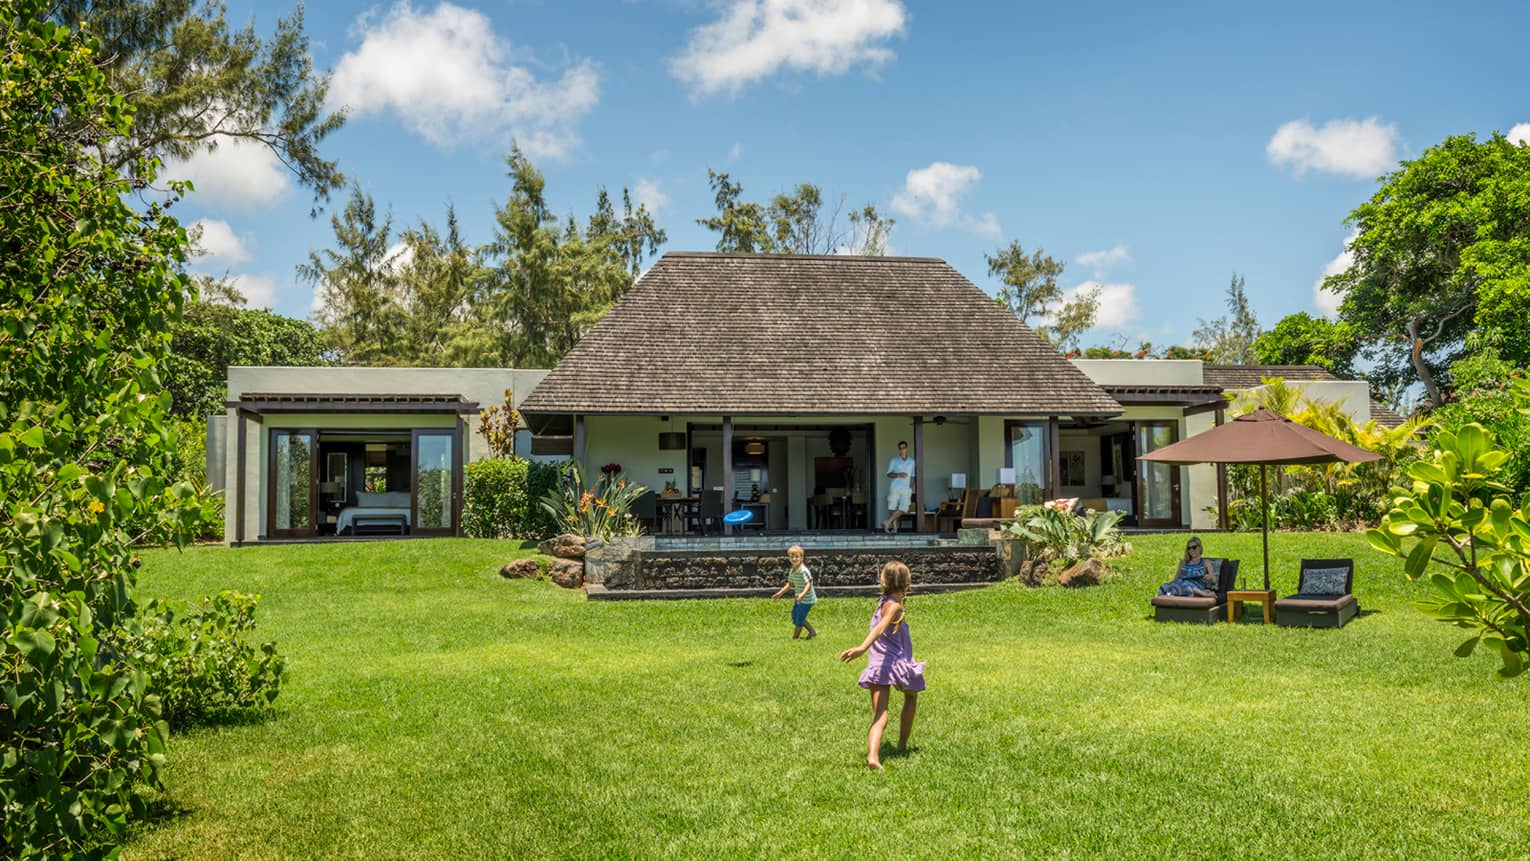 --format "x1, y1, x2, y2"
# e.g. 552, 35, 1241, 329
1150, 558, 1241, 624
632, 490, 657, 534
695, 490, 723, 534
1275, 559, 1358, 628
